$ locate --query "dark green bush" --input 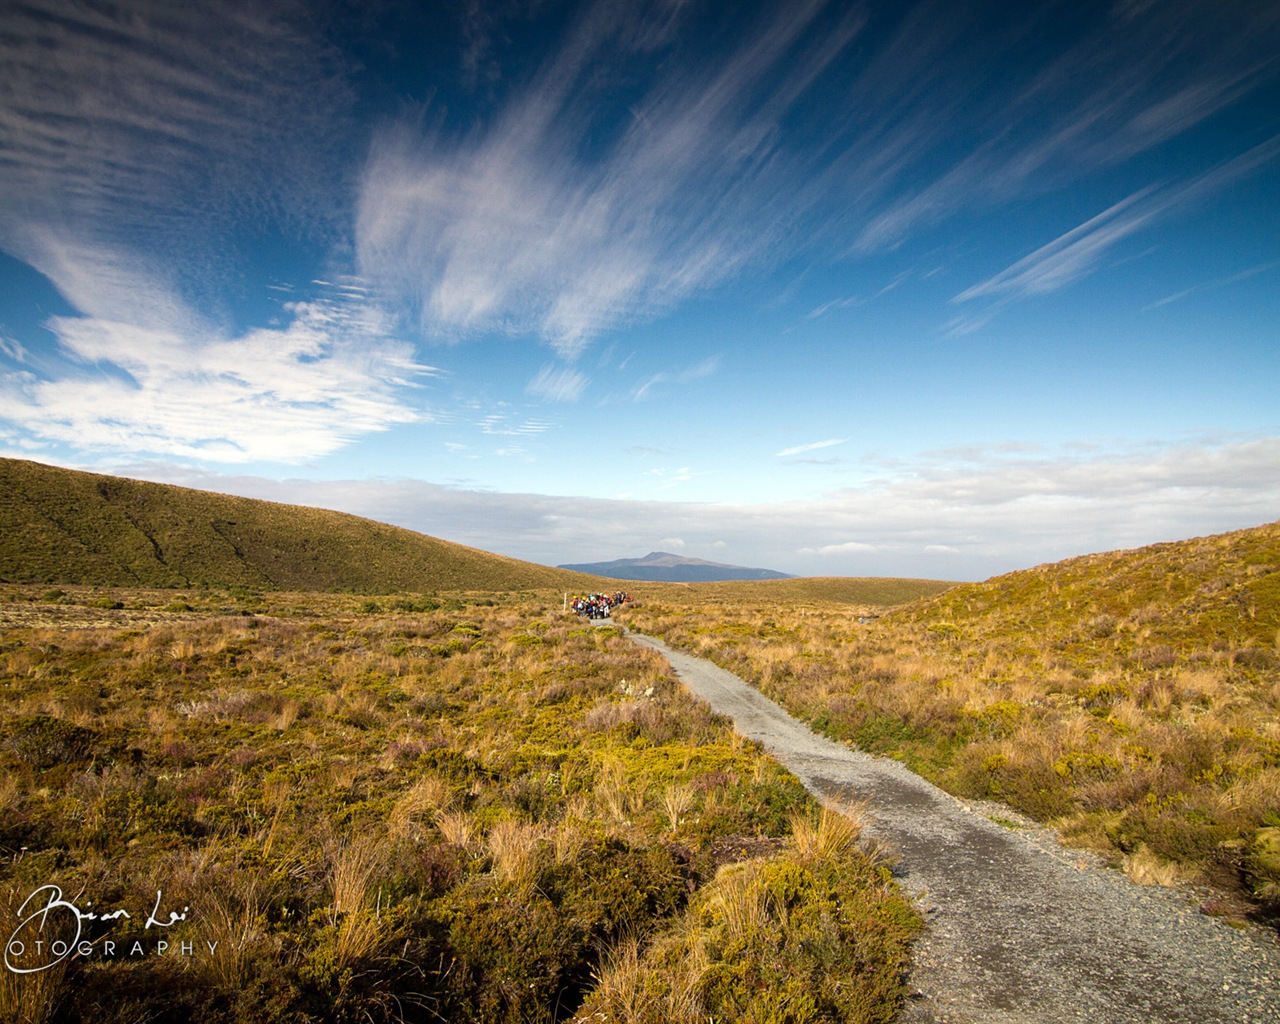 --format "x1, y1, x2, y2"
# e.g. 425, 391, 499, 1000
6, 714, 96, 768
